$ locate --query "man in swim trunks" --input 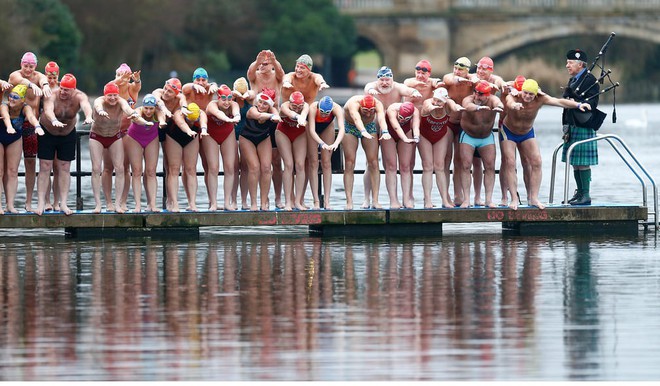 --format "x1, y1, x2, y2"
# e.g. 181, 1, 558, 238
442, 56, 476, 206
282, 54, 329, 104
90, 82, 136, 213
503, 78, 590, 210
403, 59, 442, 110
342, 94, 388, 210
36, 73, 94, 216
458, 80, 504, 208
